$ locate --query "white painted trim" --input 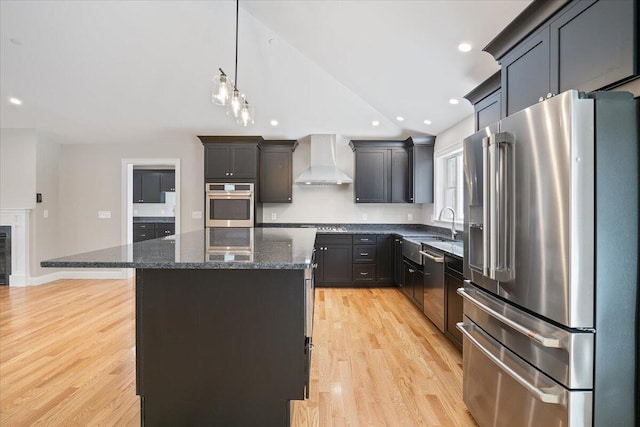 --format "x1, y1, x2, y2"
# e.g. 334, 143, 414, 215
0, 208, 31, 286
121, 158, 181, 247
28, 269, 131, 286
